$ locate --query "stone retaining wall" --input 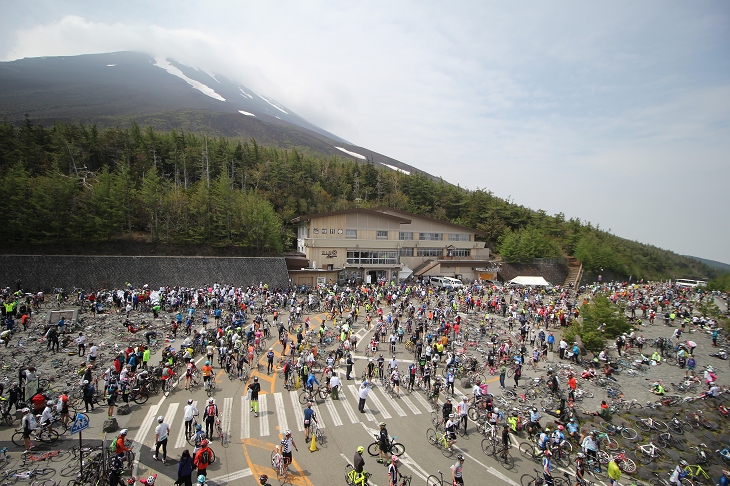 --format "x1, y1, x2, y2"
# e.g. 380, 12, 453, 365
499, 262, 569, 286
1, 255, 290, 291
